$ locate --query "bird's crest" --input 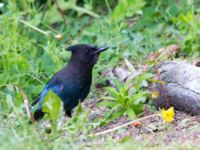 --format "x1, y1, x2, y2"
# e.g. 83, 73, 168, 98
66, 44, 94, 52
